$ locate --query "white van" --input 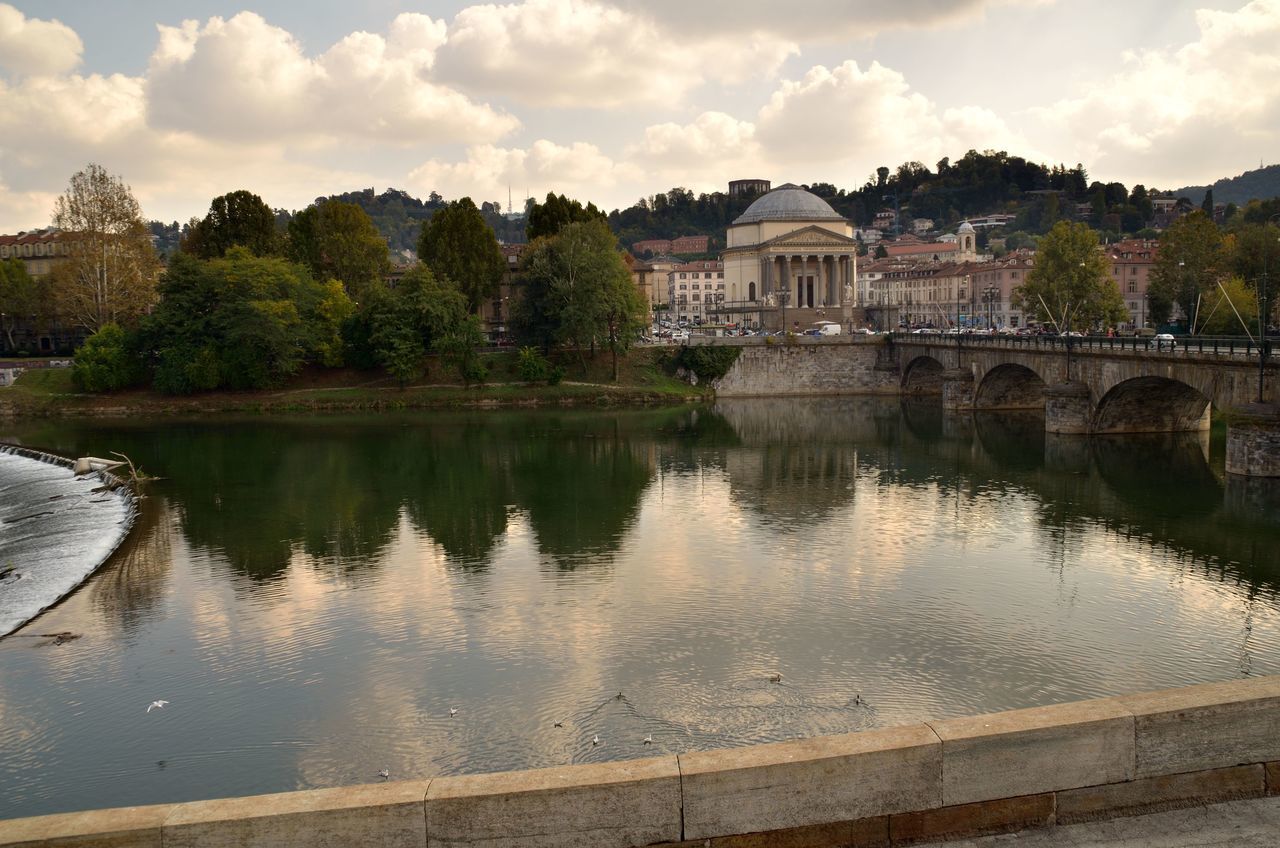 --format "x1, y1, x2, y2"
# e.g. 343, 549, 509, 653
814, 321, 842, 336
